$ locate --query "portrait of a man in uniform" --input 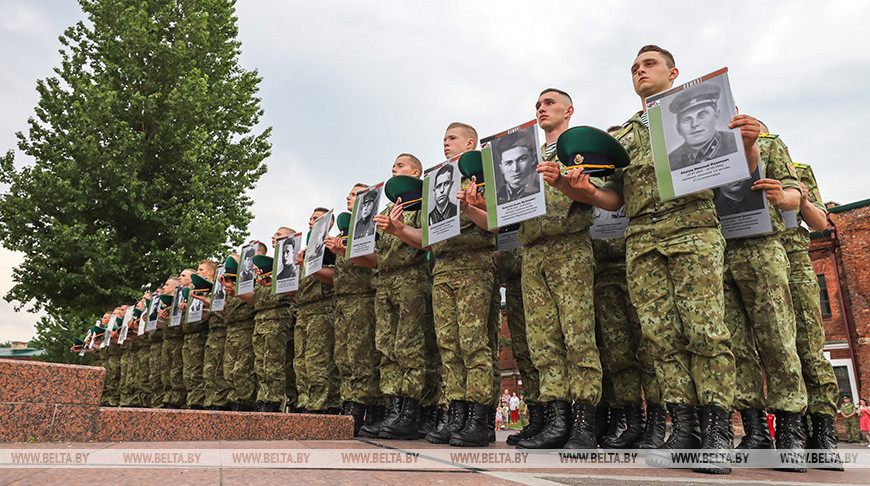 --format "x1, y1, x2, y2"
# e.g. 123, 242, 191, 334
712, 171, 765, 217
276, 237, 297, 281
666, 82, 738, 171
428, 163, 458, 225
354, 189, 378, 238
493, 127, 540, 205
